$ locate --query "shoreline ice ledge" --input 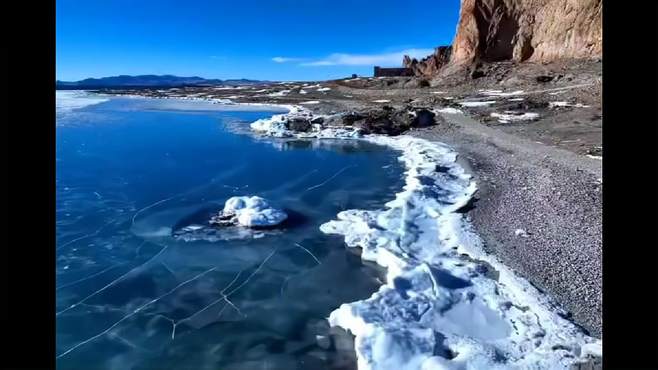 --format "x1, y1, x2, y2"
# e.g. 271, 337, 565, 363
321, 135, 600, 369
246, 104, 601, 369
